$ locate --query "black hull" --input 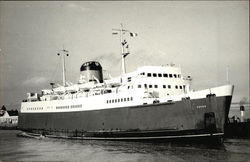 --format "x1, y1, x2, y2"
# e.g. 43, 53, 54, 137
18, 95, 232, 142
